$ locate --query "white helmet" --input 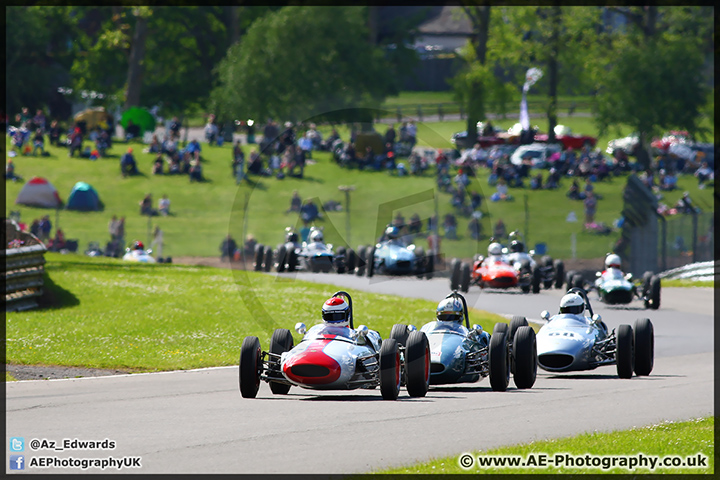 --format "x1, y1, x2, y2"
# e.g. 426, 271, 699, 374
559, 293, 584, 315
605, 254, 621, 269
322, 297, 350, 327
488, 242, 502, 256
309, 228, 324, 243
